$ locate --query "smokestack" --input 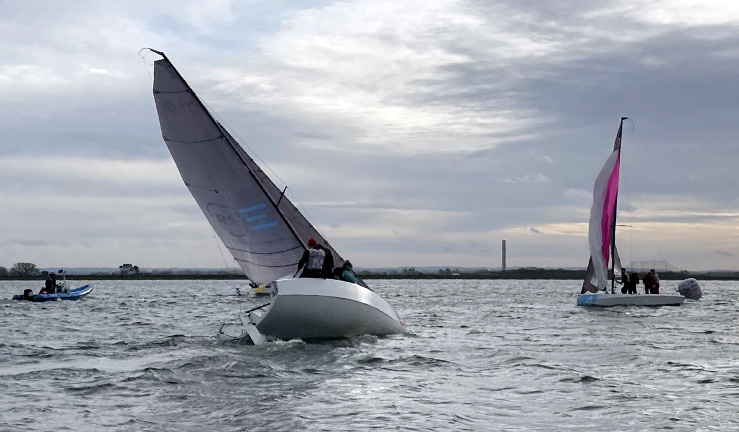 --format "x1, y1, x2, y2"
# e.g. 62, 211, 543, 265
502, 240, 507, 271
